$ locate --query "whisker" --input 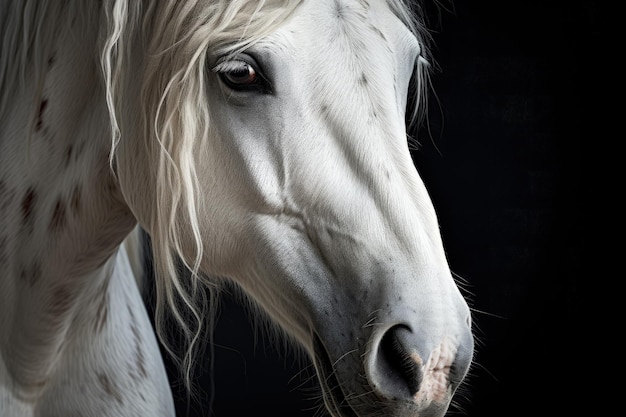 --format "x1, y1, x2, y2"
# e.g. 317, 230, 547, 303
332, 349, 358, 367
